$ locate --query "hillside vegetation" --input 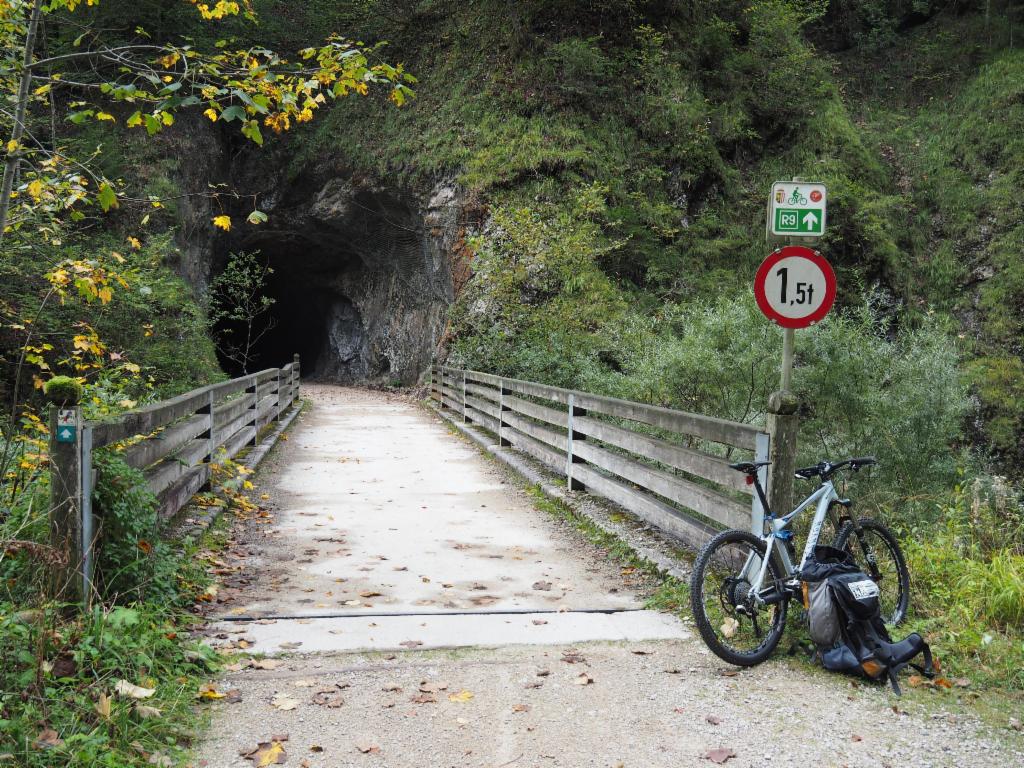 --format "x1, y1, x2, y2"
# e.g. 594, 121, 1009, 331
1, 3, 1023, 761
